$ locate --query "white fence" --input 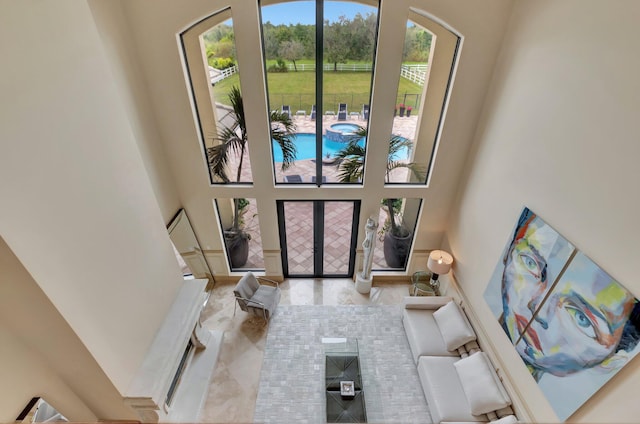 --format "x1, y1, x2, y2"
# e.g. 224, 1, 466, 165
400, 65, 427, 86
285, 63, 373, 72
209, 65, 238, 84
282, 63, 426, 86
